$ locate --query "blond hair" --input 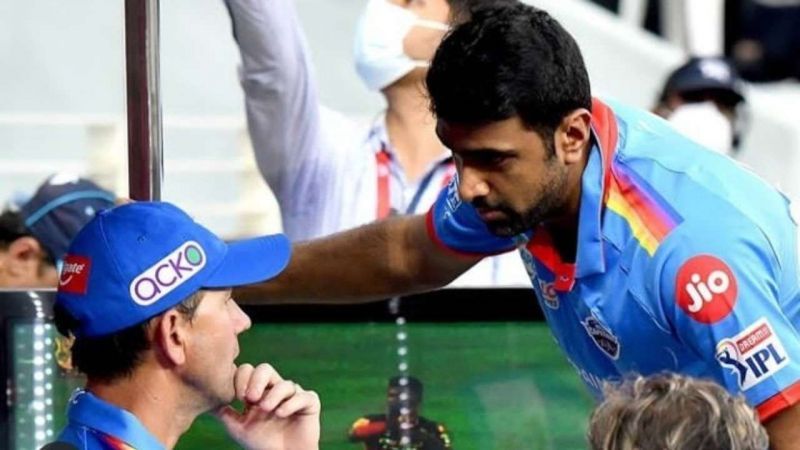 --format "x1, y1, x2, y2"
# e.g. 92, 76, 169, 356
587, 373, 768, 450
